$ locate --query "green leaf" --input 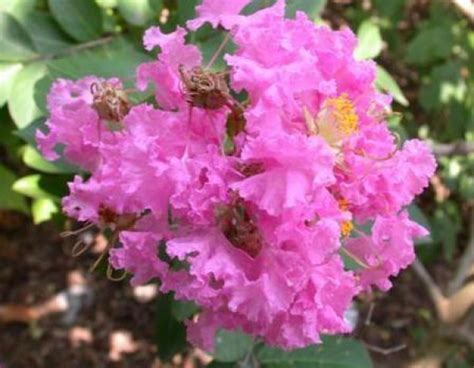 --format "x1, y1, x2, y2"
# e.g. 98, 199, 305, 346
0, 0, 37, 19
22, 145, 78, 174
0, 12, 37, 62
375, 66, 409, 106
17, 11, 74, 54
34, 37, 152, 112
256, 336, 372, 368
407, 204, 432, 245
8, 62, 46, 128
31, 197, 59, 224
340, 249, 364, 271
117, 0, 156, 26
154, 293, 187, 362
177, 0, 199, 25
14, 117, 47, 147
213, 330, 253, 363
0, 163, 29, 214
354, 20, 383, 60
0, 62, 23, 107
285, 0, 327, 19
419, 62, 466, 112
12, 174, 69, 201
406, 25, 453, 65
171, 299, 200, 321
48, 0, 103, 42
